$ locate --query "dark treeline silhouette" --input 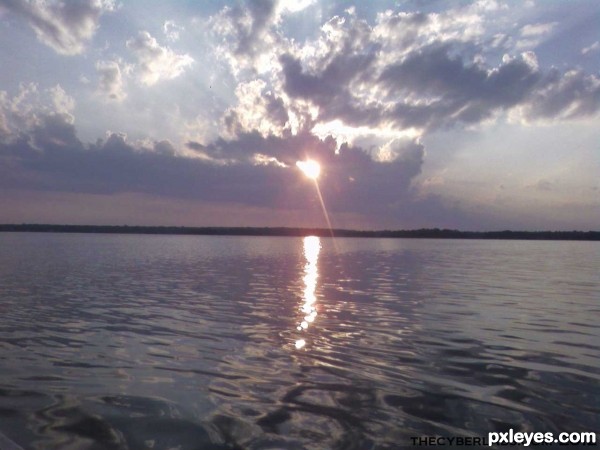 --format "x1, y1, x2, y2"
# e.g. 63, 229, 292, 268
1, 224, 599, 240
